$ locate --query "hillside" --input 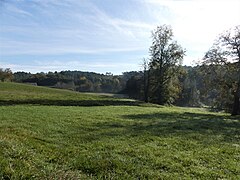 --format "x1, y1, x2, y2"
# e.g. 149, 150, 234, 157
0, 82, 138, 106
0, 82, 239, 179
